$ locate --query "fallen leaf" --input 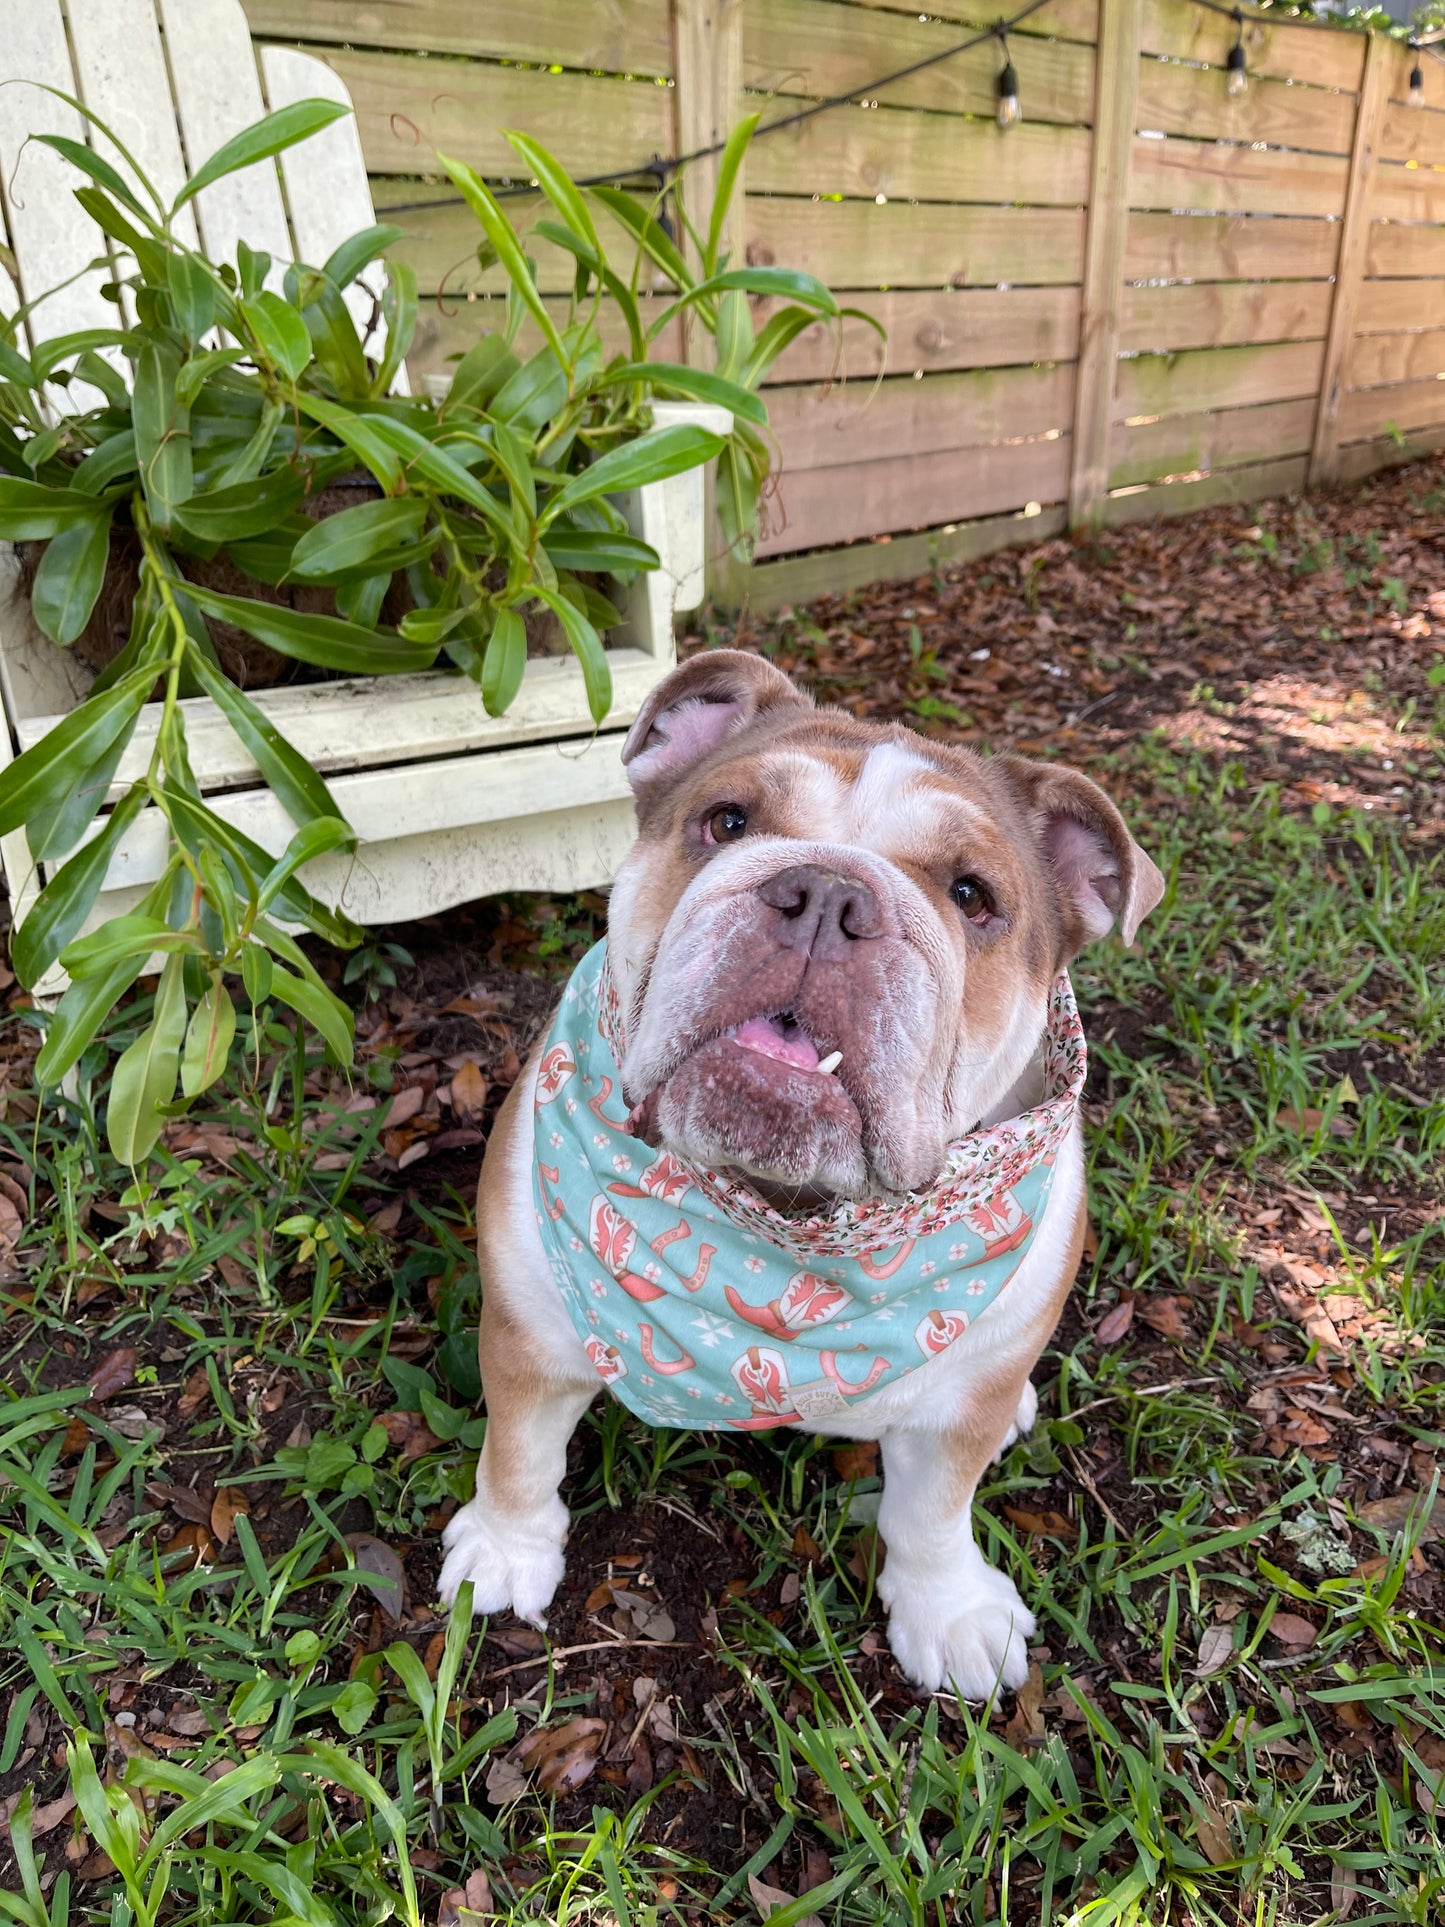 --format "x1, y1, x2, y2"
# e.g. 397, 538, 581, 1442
1003, 1662, 1046, 1749
1194, 1788, 1232, 1867
792, 1524, 824, 1562
28, 1790, 77, 1835
210, 1487, 249, 1547
86, 1346, 137, 1402
1357, 1489, 1445, 1542
1095, 1297, 1134, 1345
1194, 1624, 1235, 1677
748, 1874, 823, 1927
517, 1716, 607, 1794
484, 1757, 529, 1805
344, 1533, 406, 1623
146, 1481, 212, 1526
1004, 1506, 1074, 1540
1270, 1612, 1318, 1648
0, 1192, 23, 1264
779, 1571, 801, 1606
450, 1060, 489, 1122
1329, 1862, 1359, 1921
1277, 1106, 1324, 1134
1136, 1294, 1192, 1339
176, 1367, 212, 1419
437, 1868, 494, 1926
831, 1440, 878, 1482
378, 1410, 443, 1461
386, 1085, 425, 1127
